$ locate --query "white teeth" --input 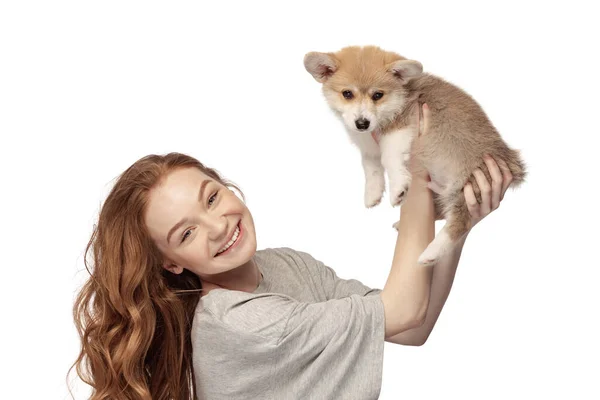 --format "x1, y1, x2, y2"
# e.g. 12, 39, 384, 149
216, 225, 240, 255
